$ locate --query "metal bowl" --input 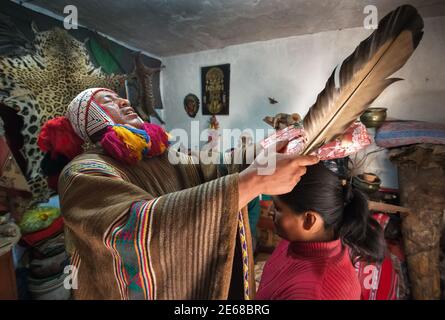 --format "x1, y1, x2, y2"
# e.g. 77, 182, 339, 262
352, 174, 381, 194
360, 108, 387, 128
